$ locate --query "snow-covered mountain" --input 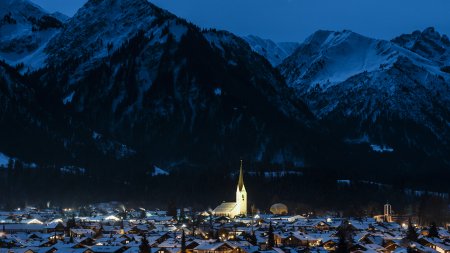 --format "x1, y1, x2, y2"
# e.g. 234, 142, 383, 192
242, 35, 299, 66
33, 0, 318, 168
392, 27, 450, 66
279, 29, 450, 162
0, 0, 66, 72
1, 0, 449, 180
